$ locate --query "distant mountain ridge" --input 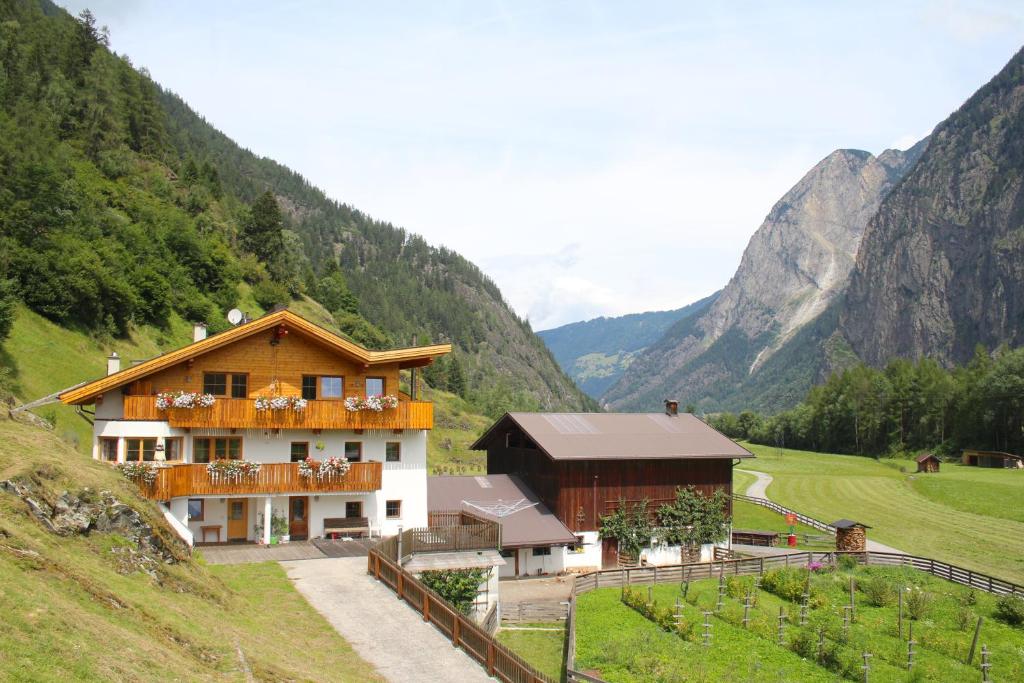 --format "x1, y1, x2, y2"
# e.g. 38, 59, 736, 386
538, 293, 718, 400
604, 142, 926, 413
